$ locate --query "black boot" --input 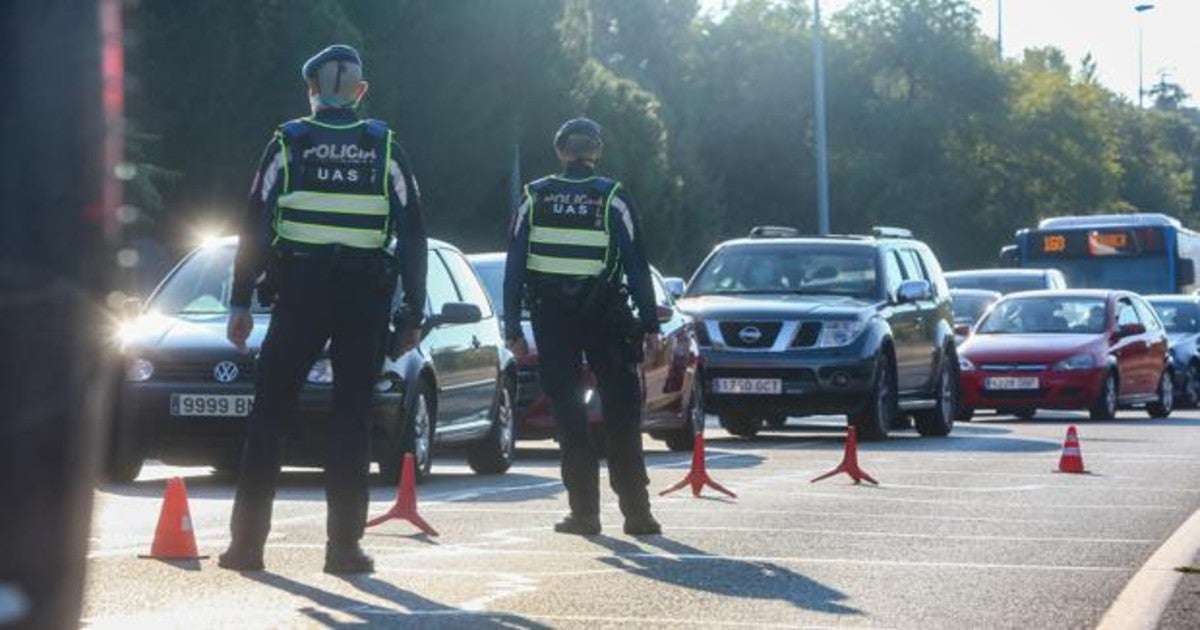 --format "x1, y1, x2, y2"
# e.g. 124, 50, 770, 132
217, 545, 264, 571
323, 541, 374, 574
553, 513, 602, 535
623, 512, 662, 536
